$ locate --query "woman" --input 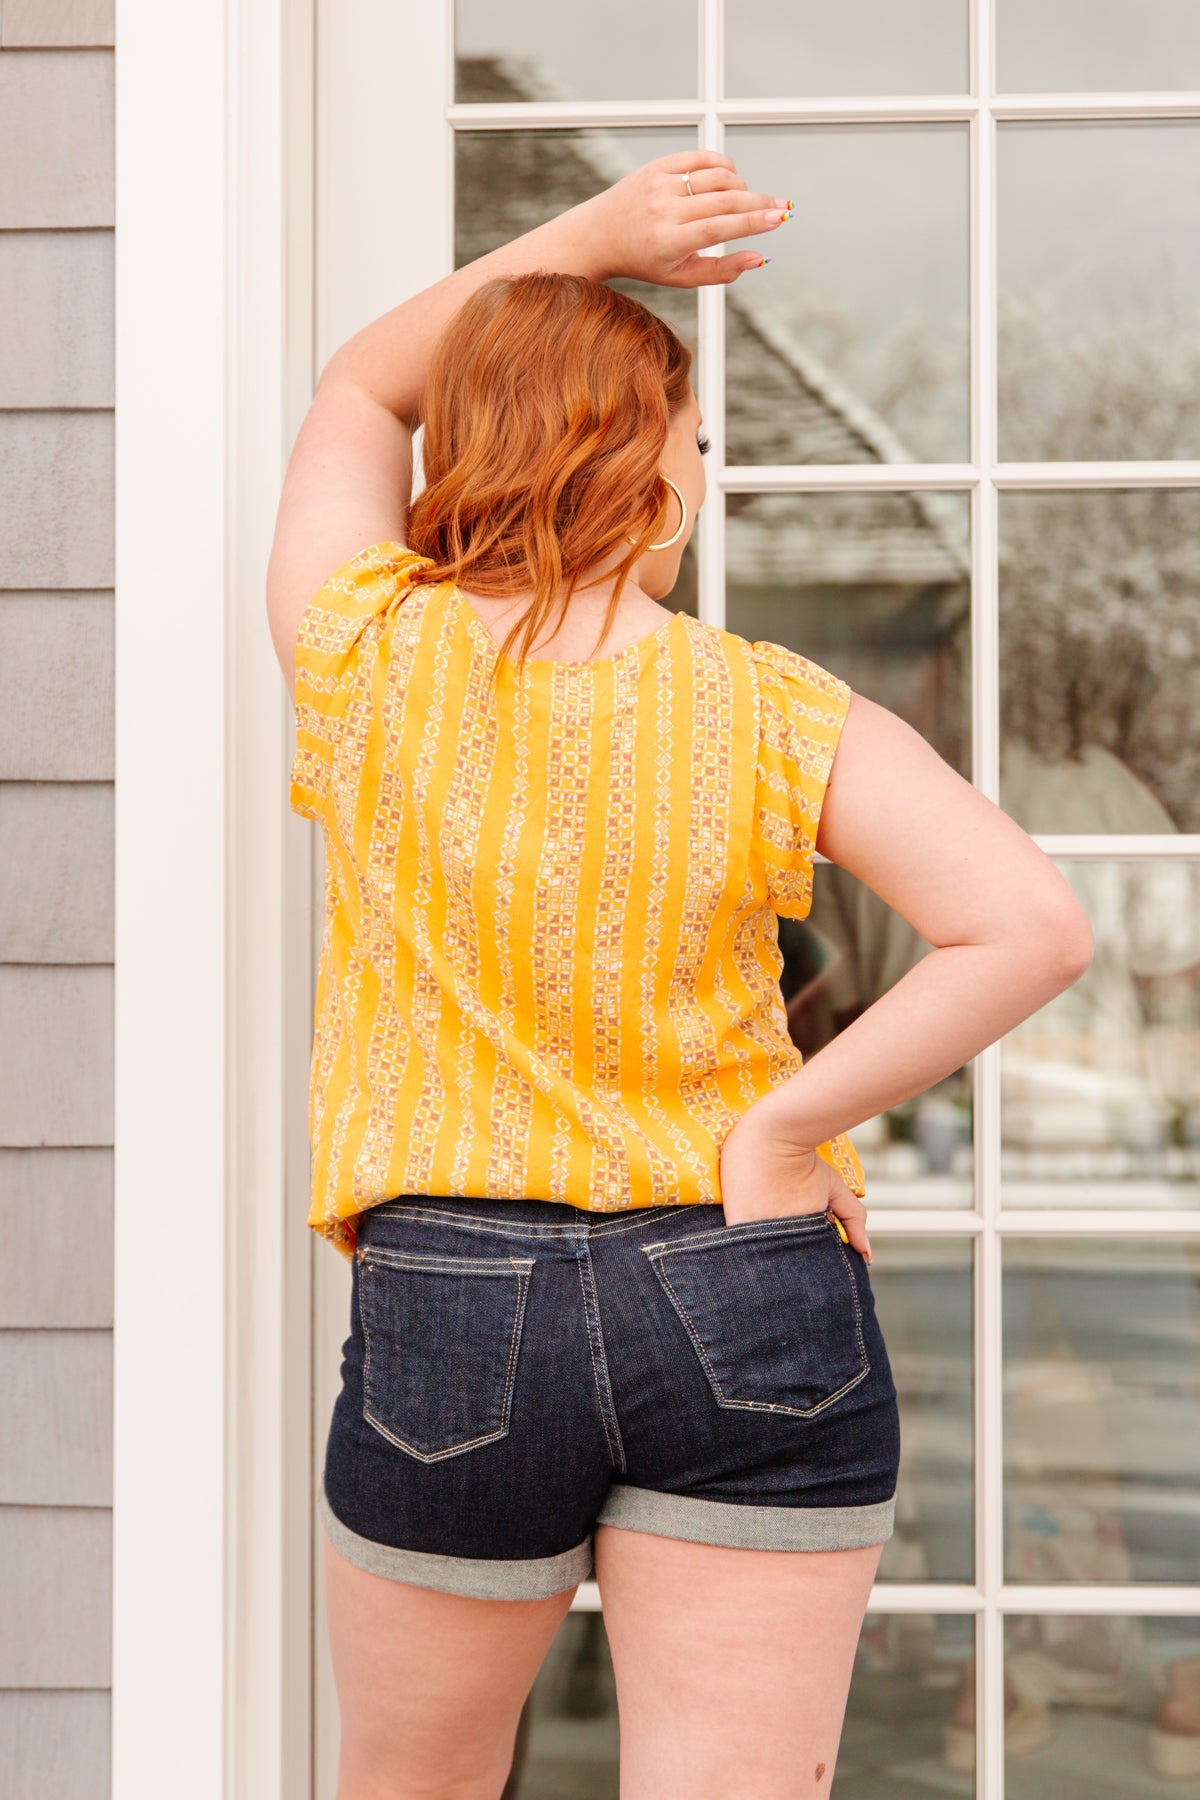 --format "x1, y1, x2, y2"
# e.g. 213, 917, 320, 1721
267, 152, 1093, 1799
